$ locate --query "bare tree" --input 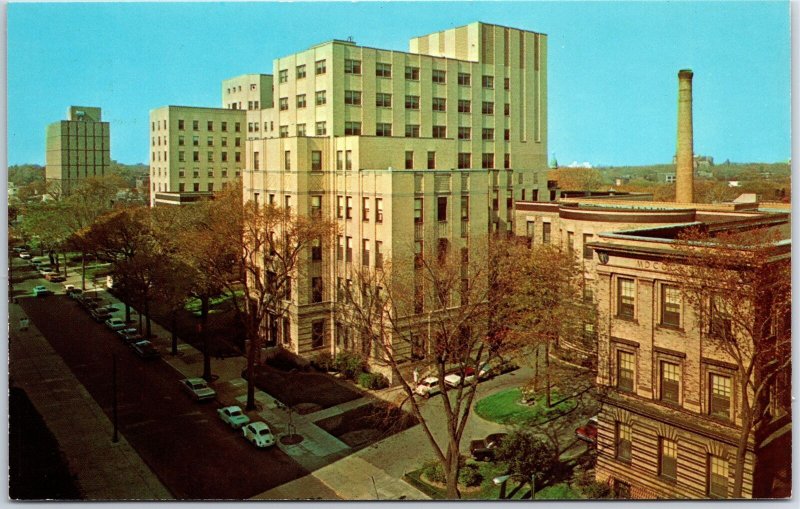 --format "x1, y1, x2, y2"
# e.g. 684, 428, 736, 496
668, 226, 791, 497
